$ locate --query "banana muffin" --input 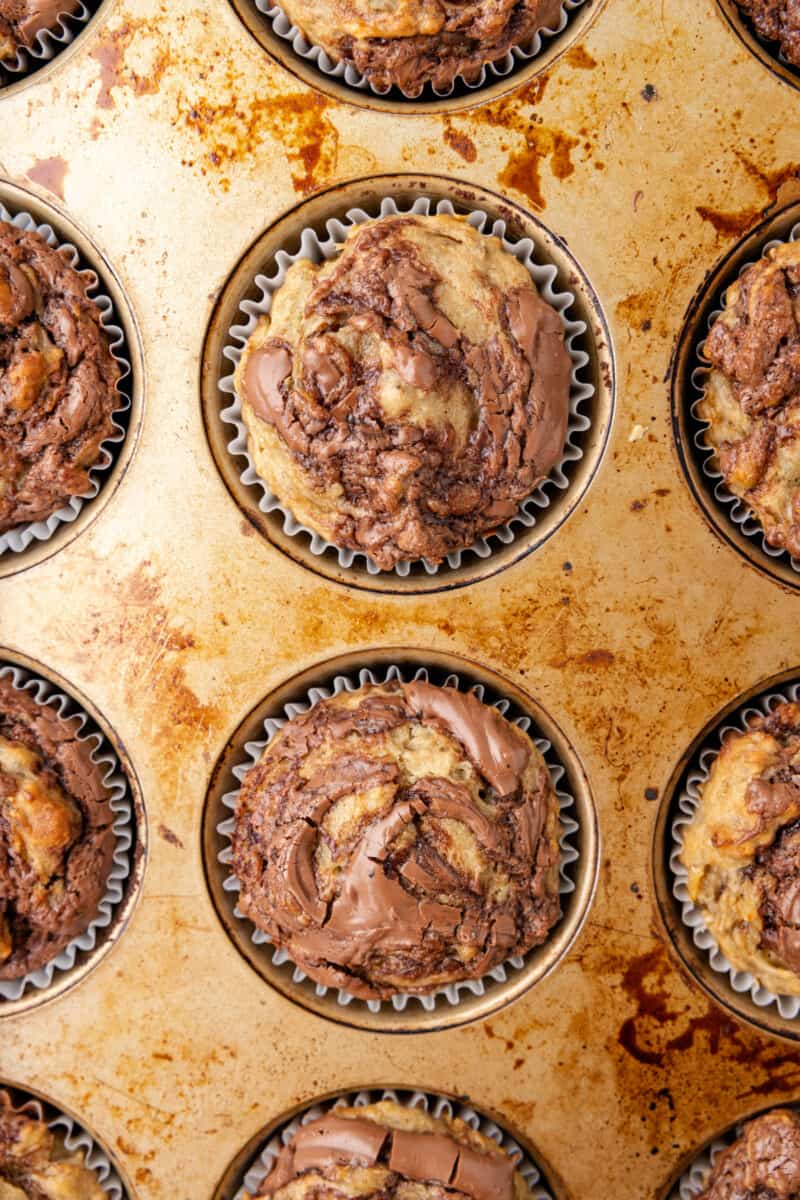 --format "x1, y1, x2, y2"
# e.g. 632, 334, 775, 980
235, 212, 571, 570
699, 241, 800, 561
277, 0, 564, 94
736, 1, 800, 66
695, 1109, 800, 1200
0, 1, 81, 62
0, 220, 120, 534
679, 700, 800, 996
232, 679, 562, 999
246, 1098, 529, 1200
0, 676, 116, 980
0, 1092, 105, 1198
